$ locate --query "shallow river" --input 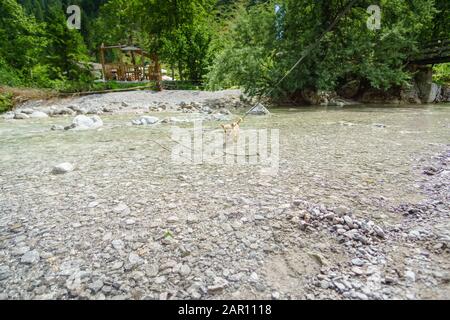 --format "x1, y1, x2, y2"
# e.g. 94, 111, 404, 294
0, 104, 449, 300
